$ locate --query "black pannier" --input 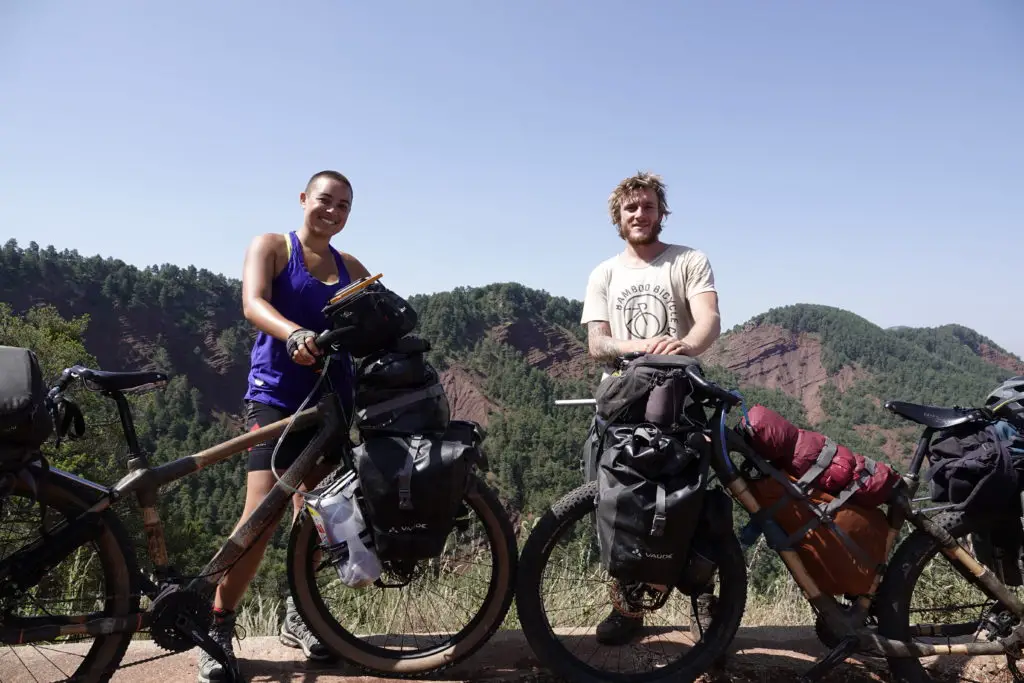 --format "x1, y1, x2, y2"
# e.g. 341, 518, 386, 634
353, 420, 483, 562
321, 281, 418, 359
0, 346, 52, 462
596, 422, 712, 586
